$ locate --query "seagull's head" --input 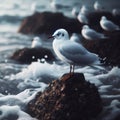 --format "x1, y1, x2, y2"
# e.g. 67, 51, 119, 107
82, 25, 89, 30
101, 16, 106, 20
52, 29, 69, 40
33, 37, 40, 42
